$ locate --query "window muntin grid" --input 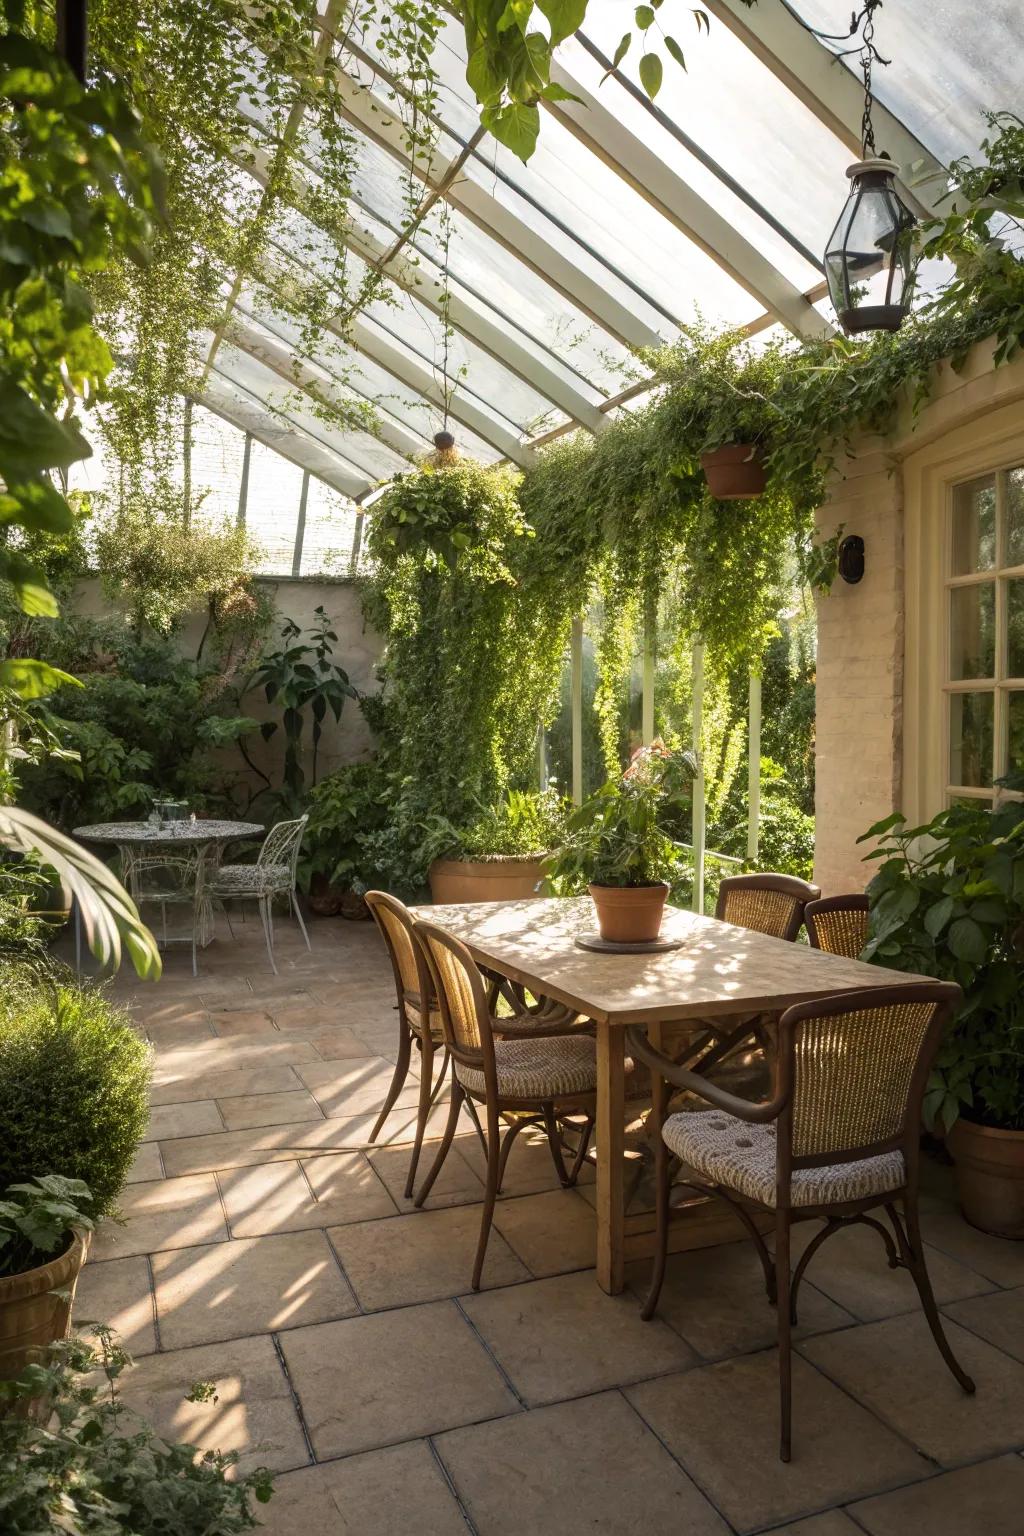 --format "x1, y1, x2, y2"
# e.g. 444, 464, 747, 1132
945, 464, 1024, 804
